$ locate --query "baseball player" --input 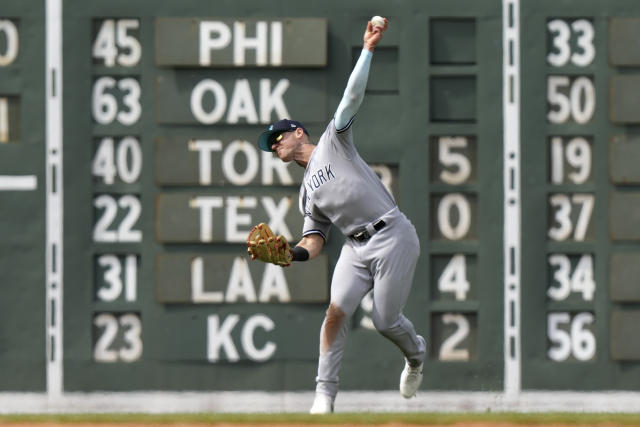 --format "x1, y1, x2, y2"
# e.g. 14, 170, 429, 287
248, 18, 426, 414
